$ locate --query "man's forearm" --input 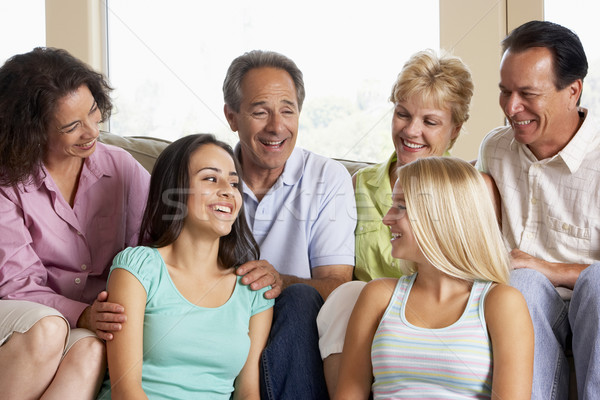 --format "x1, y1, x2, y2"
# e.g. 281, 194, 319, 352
553, 262, 589, 289
281, 272, 351, 300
